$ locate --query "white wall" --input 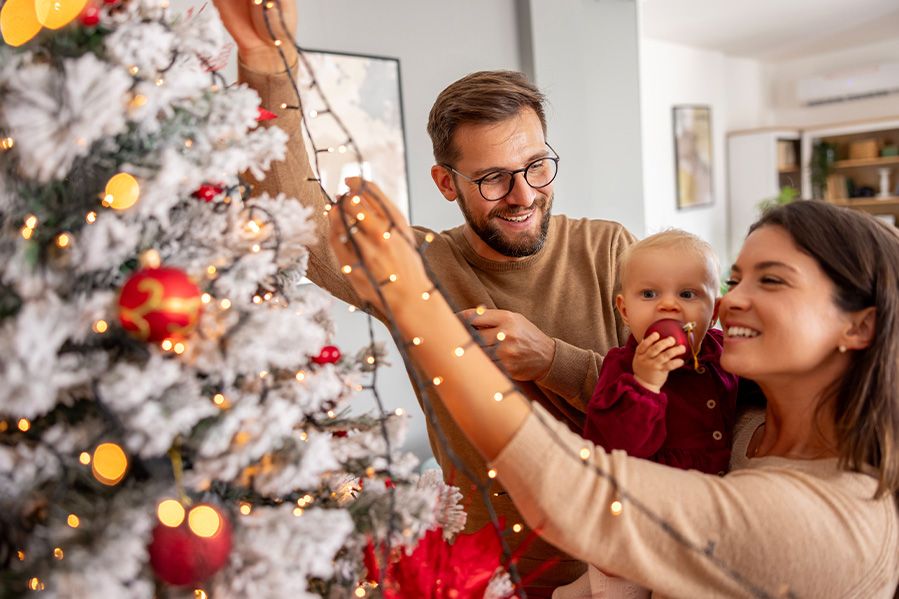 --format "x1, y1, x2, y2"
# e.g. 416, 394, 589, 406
765, 37, 899, 127
524, 0, 646, 235
639, 38, 766, 262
